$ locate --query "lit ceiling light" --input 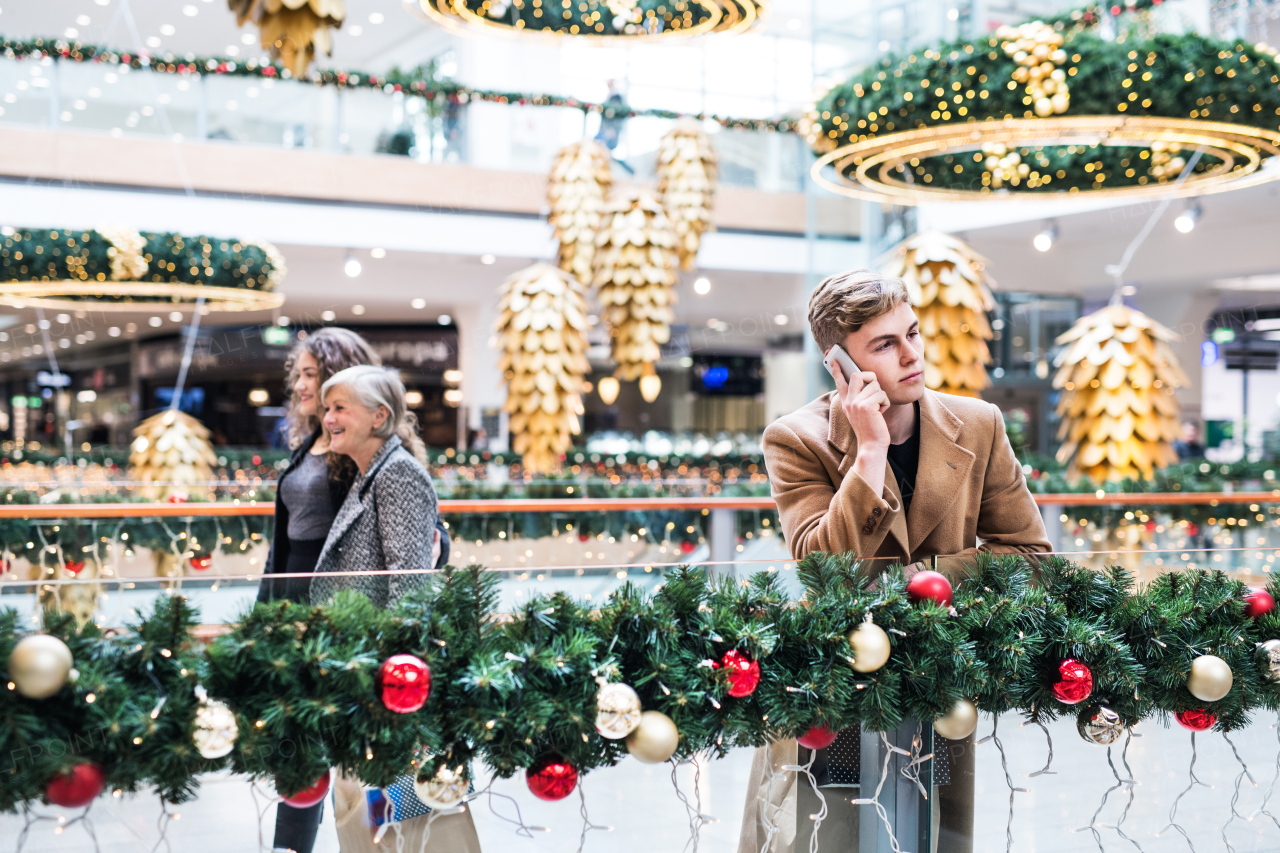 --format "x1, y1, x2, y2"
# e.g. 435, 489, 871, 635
146, 36, 161, 48
1120, 285, 1137, 296
443, 369, 463, 384
694, 277, 711, 295
438, 314, 452, 325
276, 316, 290, 326
77, 389, 97, 403
348, 25, 363, 35
1175, 203, 1201, 233
878, 40, 891, 51
65, 28, 80, 39
148, 316, 163, 327
160, 24, 176, 35
368, 12, 385, 23
774, 314, 788, 325
947, 7, 960, 19
169, 311, 183, 322
639, 373, 662, 403
321, 310, 336, 322
351, 304, 366, 315
183, 5, 198, 16
443, 388, 463, 406
480, 254, 496, 265
371, 247, 386, 259
344, 253, 362, 277
248, 388, 270, 405
55, 313, 70, 324
108, 327, 121, 337
241, 33, 255, 44
405, 390, 424, 407
411, 298, 426, 309
598, 376, 620, 405
1033, 223, 1058, 252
